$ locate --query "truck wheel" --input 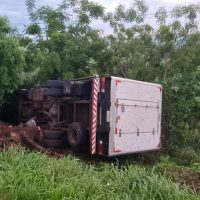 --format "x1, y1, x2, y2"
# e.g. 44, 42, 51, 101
43, 138, 64, 148
21, 105, 34, 118
19, 89, 28, 96
20, 89, 31, 100
43, 88, 63, 96
43, 80, 64, 88
67, 122, 86, 148
43, 130, 64, 139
